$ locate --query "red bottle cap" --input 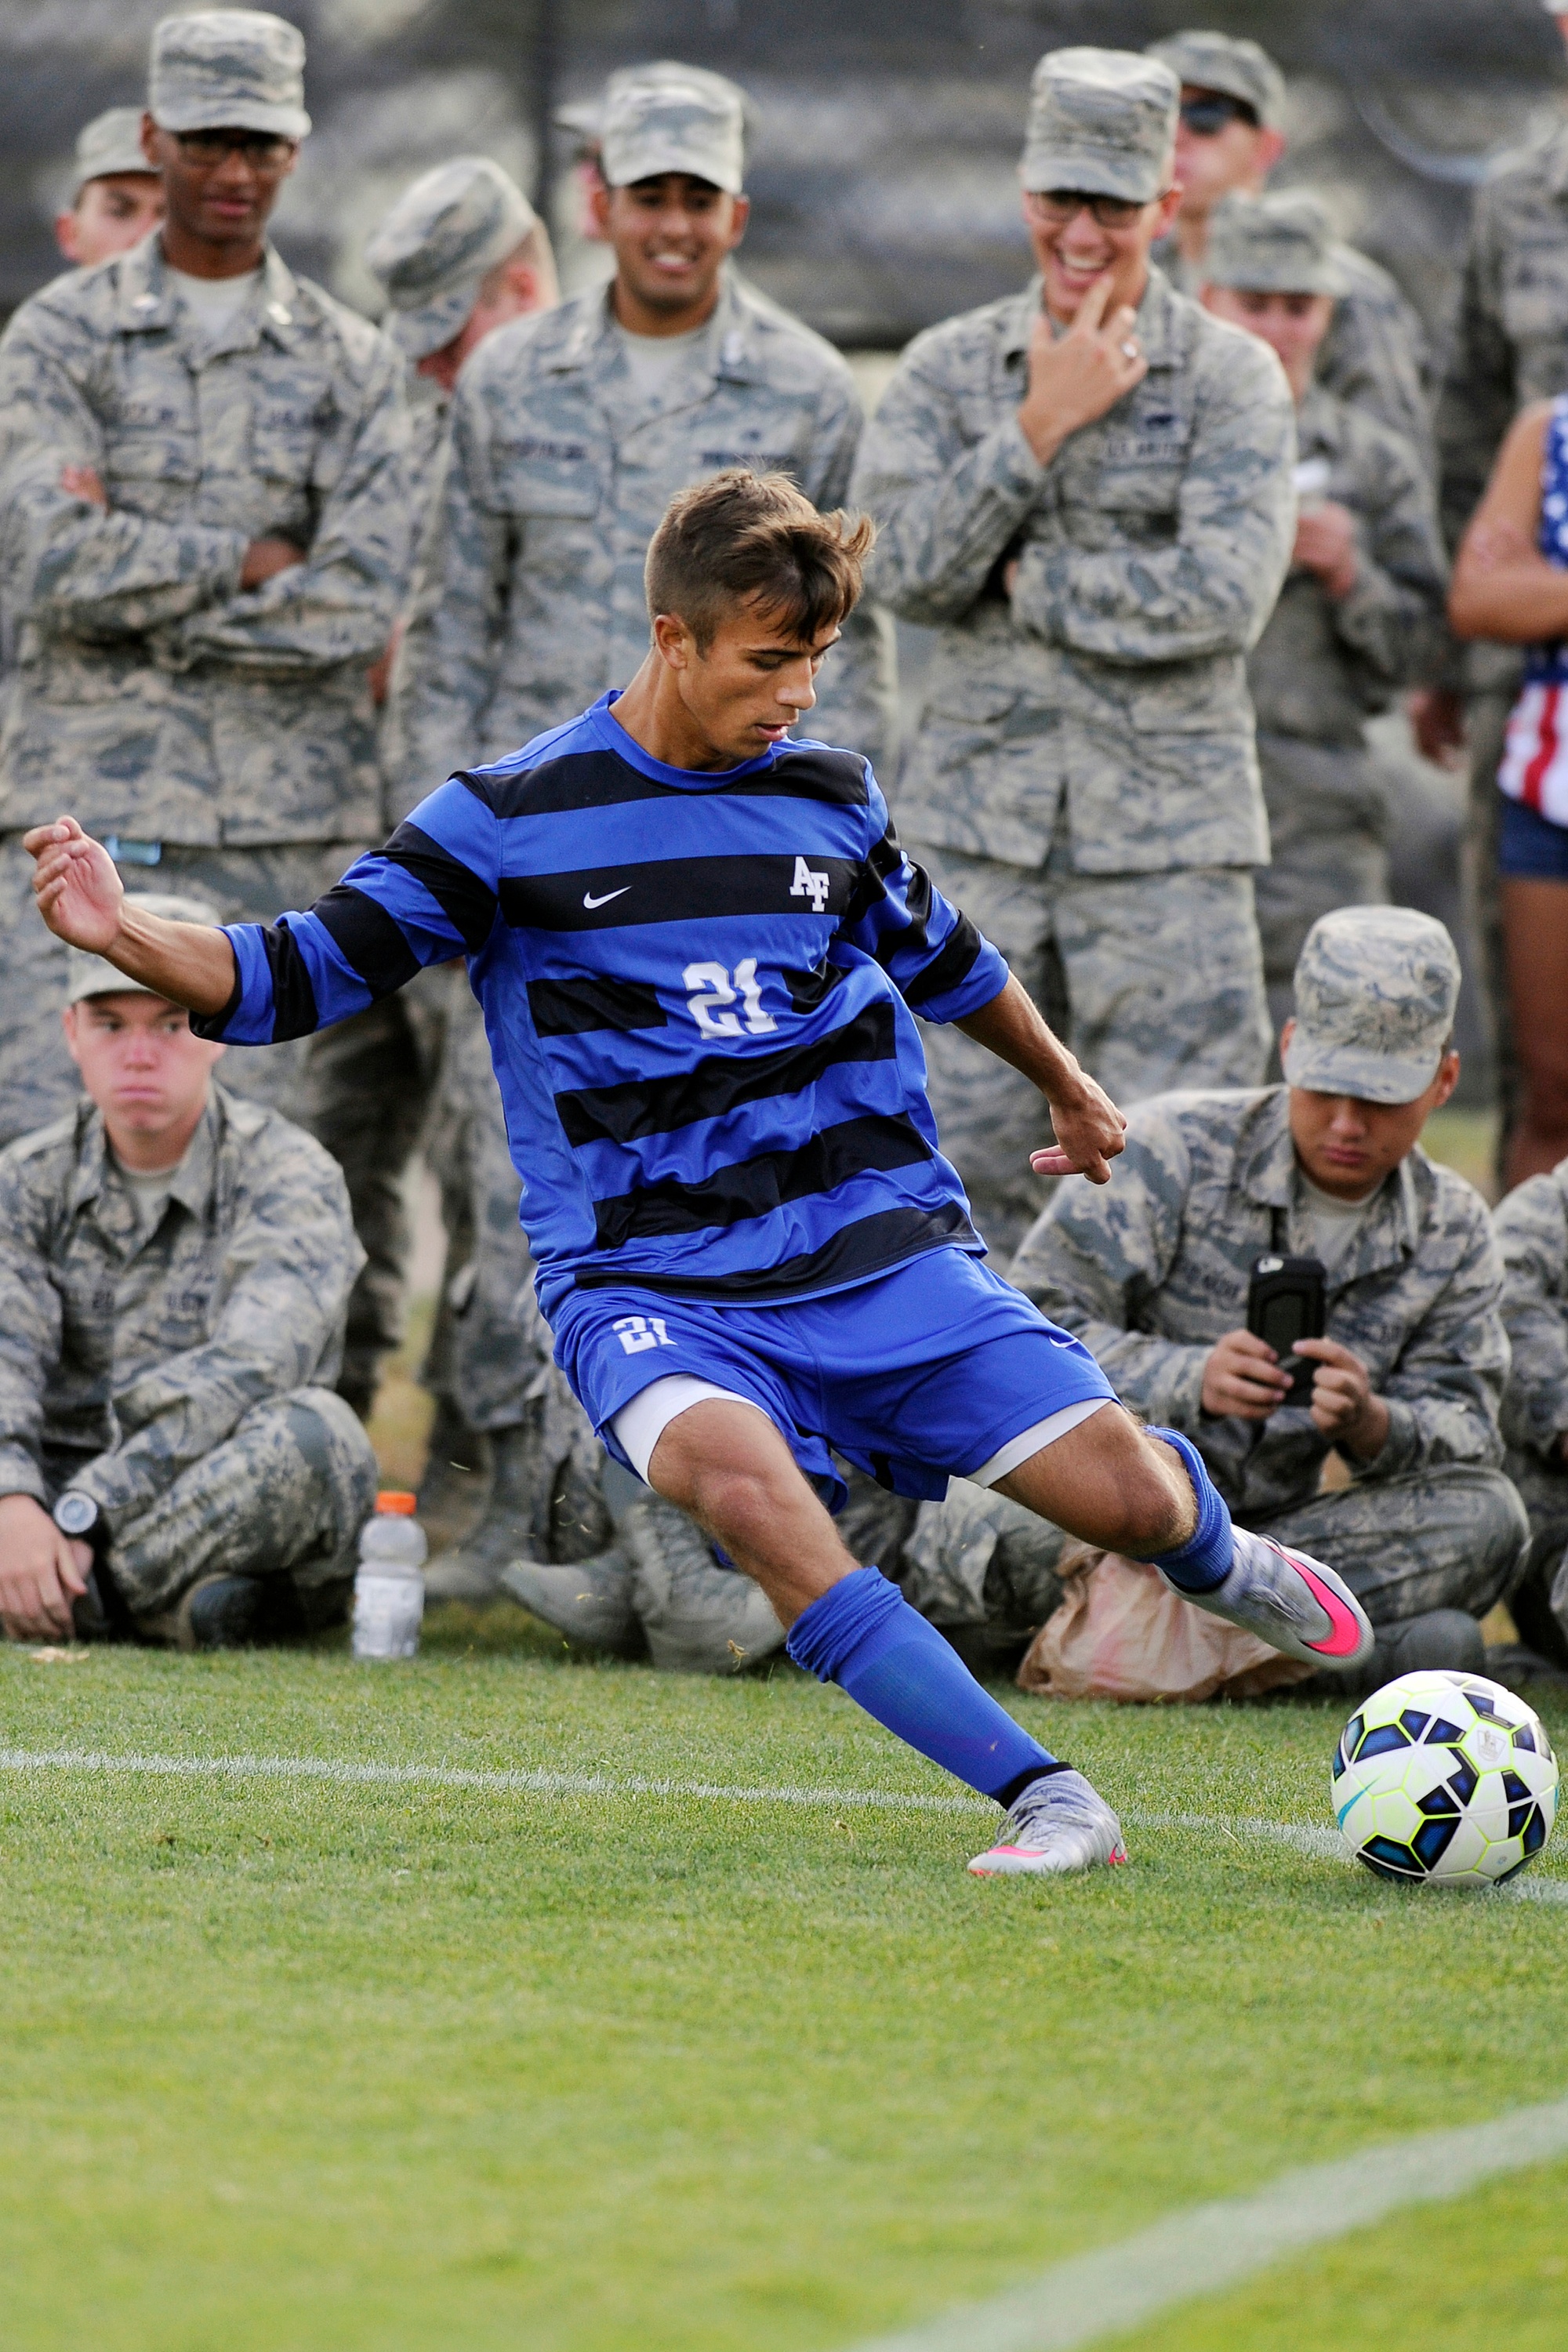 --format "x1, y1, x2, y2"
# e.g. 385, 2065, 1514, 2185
376, 1490, 418, 1515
